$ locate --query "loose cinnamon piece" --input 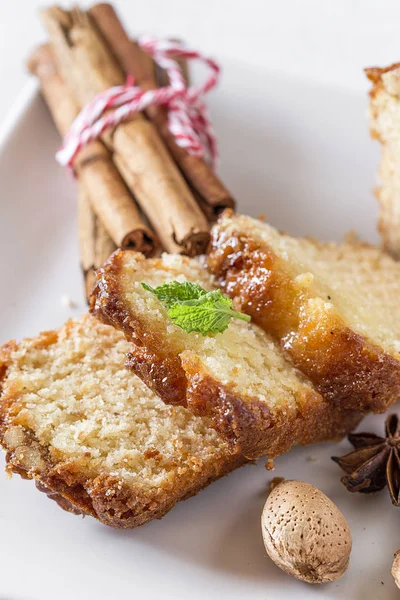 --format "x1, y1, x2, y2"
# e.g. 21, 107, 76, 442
78, 188, 116, 300
42, 6, 210, 255
27, 43, 158, 255
89, 3, 235, 221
